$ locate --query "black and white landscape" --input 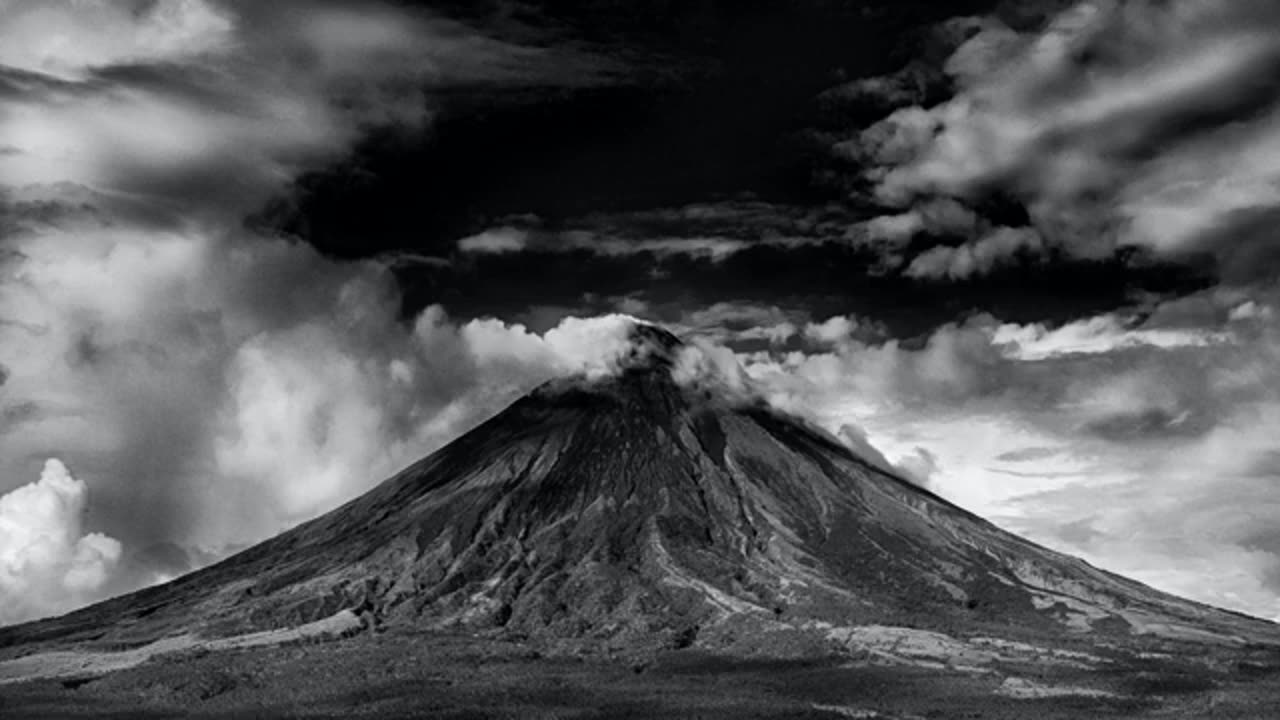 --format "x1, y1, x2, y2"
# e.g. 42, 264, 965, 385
5, 1, 1280, 717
